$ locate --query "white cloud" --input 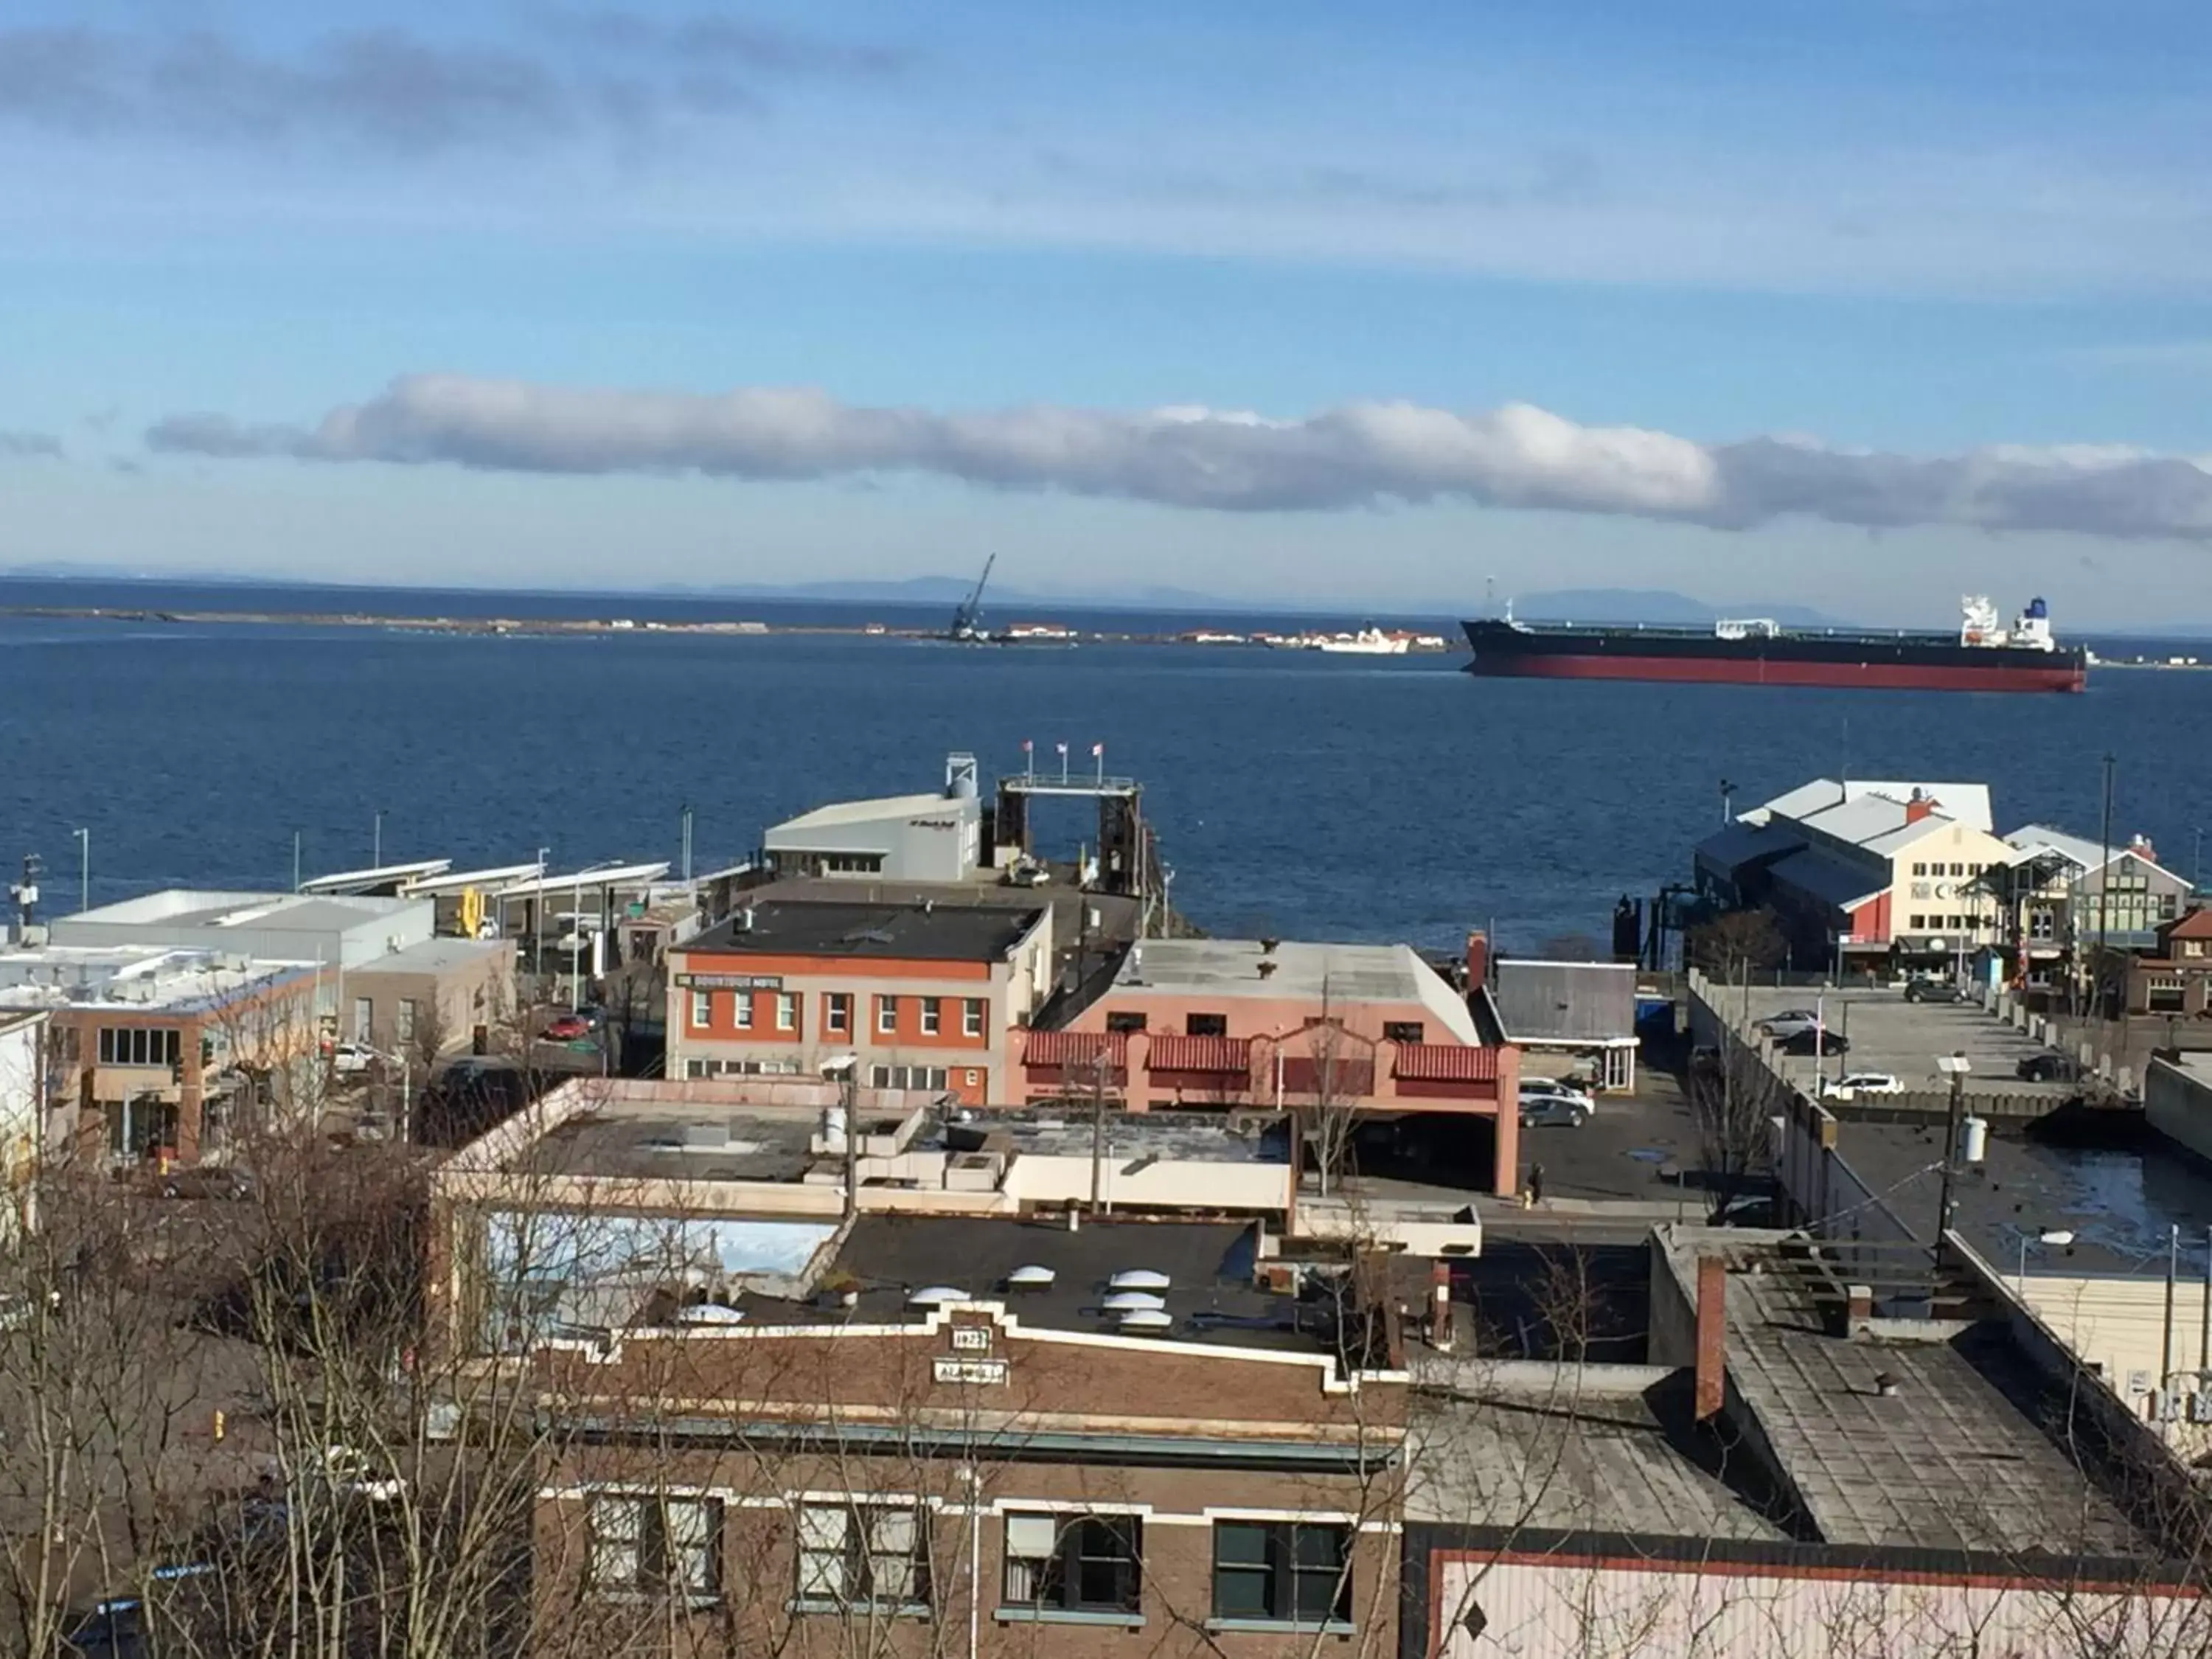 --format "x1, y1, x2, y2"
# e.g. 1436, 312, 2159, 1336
145, 372, 2212, 540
